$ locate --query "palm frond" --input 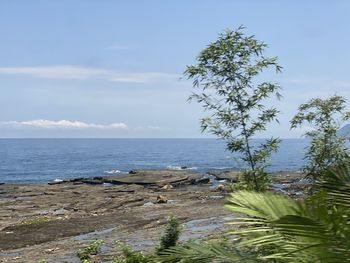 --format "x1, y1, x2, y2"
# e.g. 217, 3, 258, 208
155, 240, 258, 263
